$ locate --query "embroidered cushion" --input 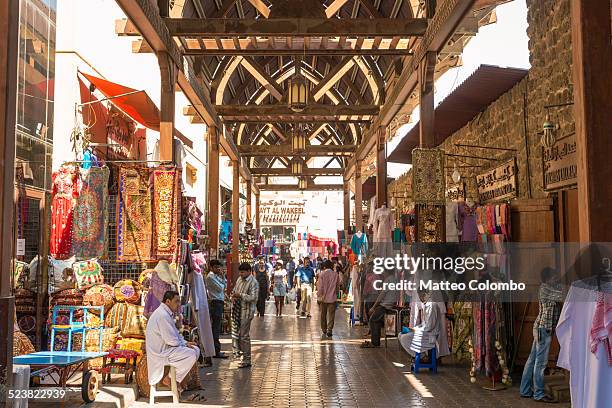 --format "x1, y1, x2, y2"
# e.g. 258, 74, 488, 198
48, 256, 77, 293
121, 304, 147, 339
13, 330, 35, 356
84, 284, 115, 314
105, 302, 129, 330
72, 259, 104, 289
113, 279, 142, 304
